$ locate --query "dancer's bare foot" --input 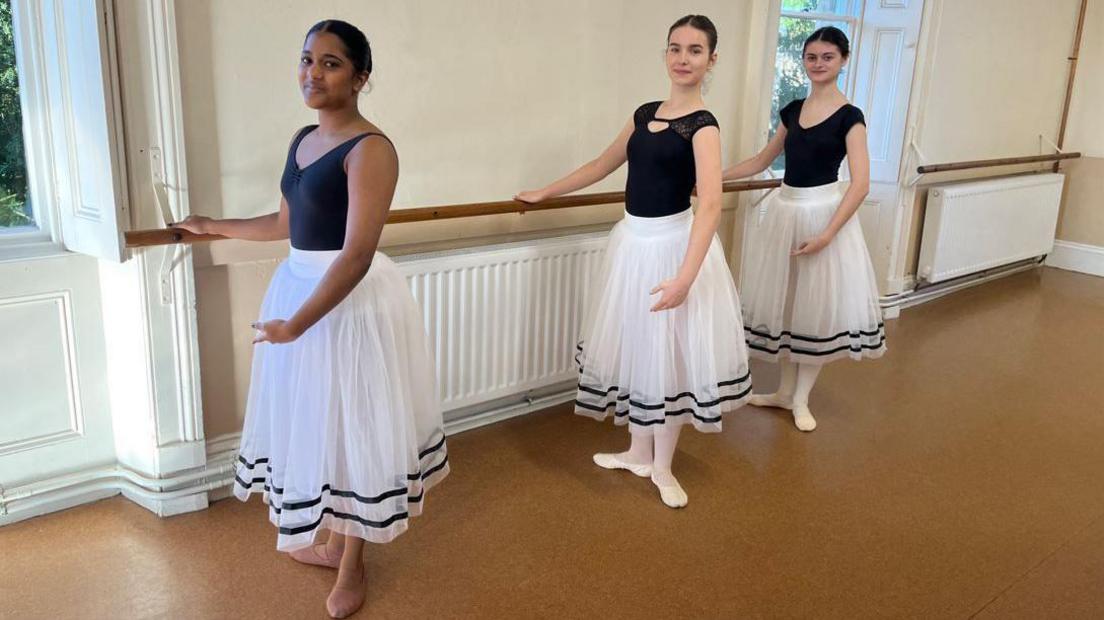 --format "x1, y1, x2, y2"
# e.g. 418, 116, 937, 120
290, 542, 343, 569
326, 562, 367, 618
